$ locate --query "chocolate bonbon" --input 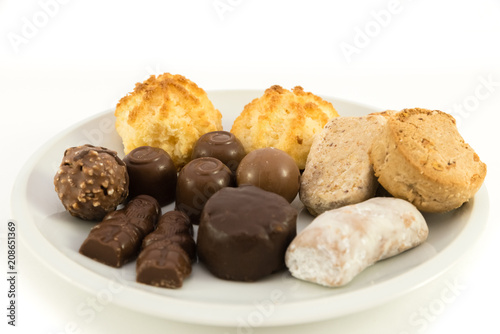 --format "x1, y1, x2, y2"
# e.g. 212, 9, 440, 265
175, 157, 233, 224
236, 147, 300, 202
54, 144, 129, 221
137, 211, 195, 288
191, 131, 246, 174
141, 210, 196, 262
79, 195, 160, 267
123, 146, 177, 206
197, 185, 297, 282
